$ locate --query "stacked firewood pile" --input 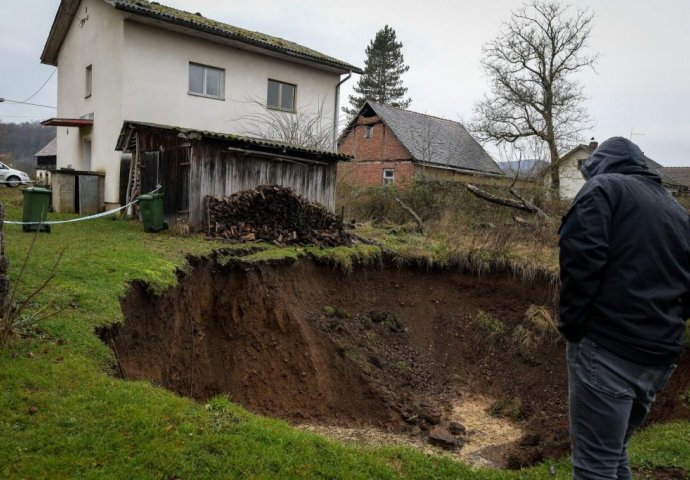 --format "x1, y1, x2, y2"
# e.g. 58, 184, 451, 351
205, 185, 353, 246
